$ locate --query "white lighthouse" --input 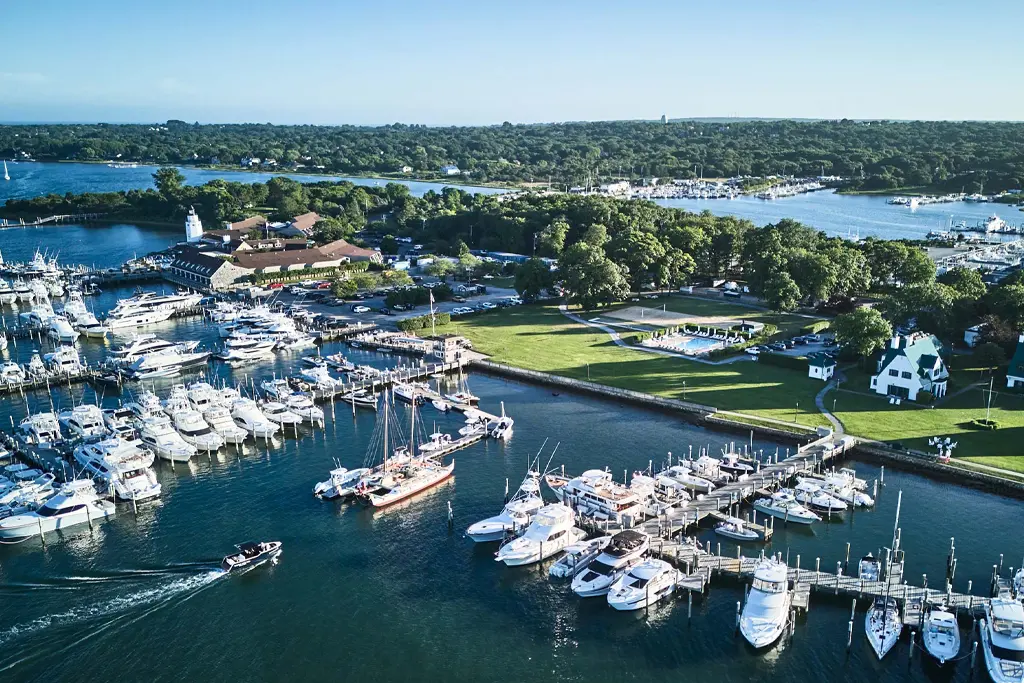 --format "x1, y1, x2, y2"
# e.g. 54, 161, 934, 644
185, 206, 203, 243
